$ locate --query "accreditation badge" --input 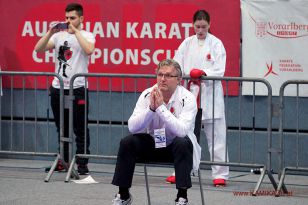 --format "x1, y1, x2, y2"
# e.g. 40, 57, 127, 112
154, 128, 166, 148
